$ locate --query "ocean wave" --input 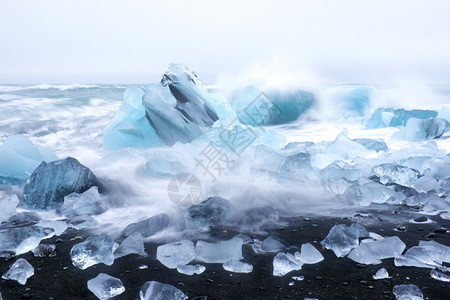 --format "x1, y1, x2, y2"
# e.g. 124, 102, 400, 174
0, 84, 105, 92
